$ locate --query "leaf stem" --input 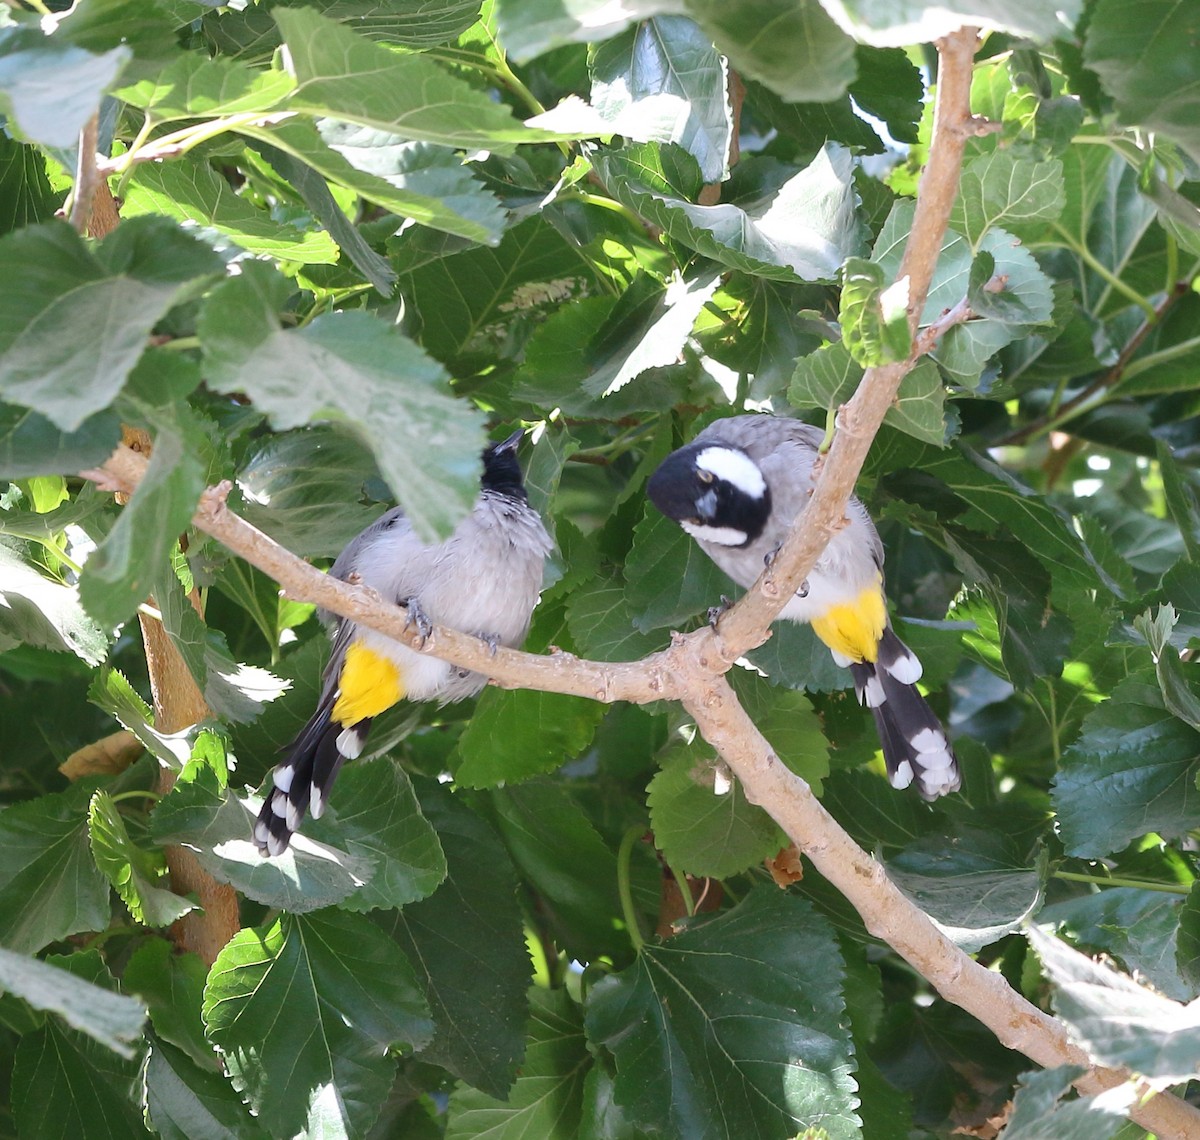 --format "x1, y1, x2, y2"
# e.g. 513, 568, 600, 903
1053, 870, 1192, 896
560, 189, 647, 231
617, 825, 647, 953
1049, 223, 1156, 320
108, 789, 162, 805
